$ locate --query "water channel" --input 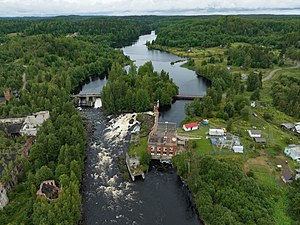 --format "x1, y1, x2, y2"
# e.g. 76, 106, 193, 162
81, 32, 209, 225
